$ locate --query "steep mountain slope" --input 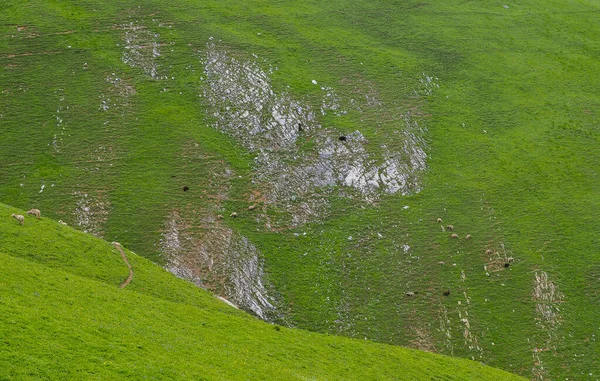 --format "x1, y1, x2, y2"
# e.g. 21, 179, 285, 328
0, 203, 524, 380
1, 1, 598, 379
